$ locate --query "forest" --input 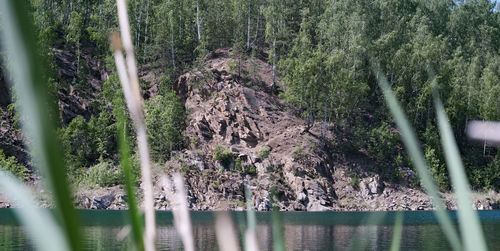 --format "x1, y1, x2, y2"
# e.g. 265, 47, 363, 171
1, 0, 500, 191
